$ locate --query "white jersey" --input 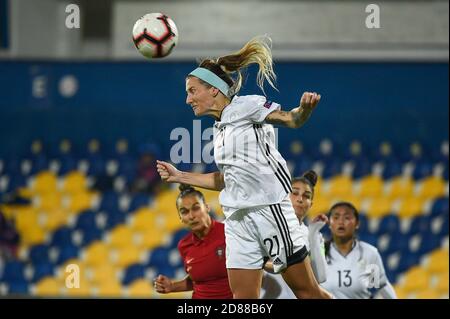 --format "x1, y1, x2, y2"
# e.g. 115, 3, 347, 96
320, 240, 391, 299
213, 95, 292, 218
